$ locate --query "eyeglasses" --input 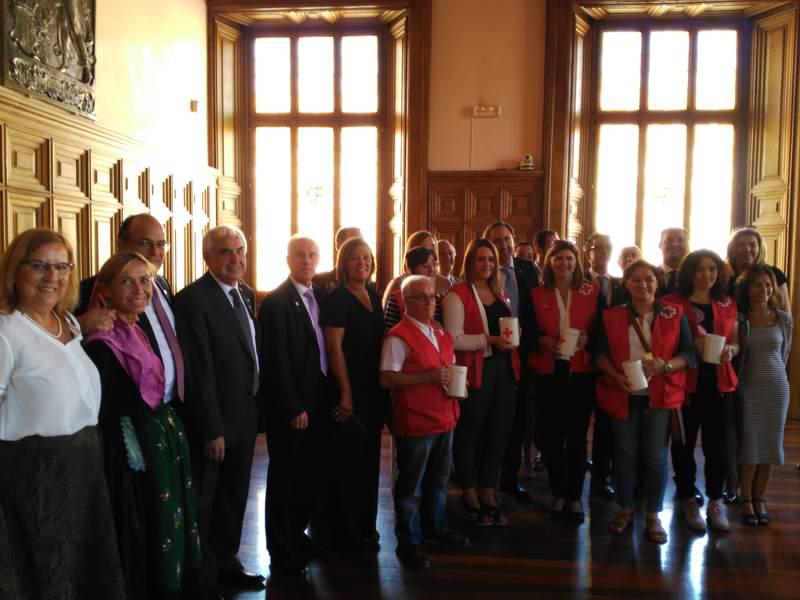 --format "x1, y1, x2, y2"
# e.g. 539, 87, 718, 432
20, 260, 74, 276
133, 239, 170, 251
406, 294, 437, 303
